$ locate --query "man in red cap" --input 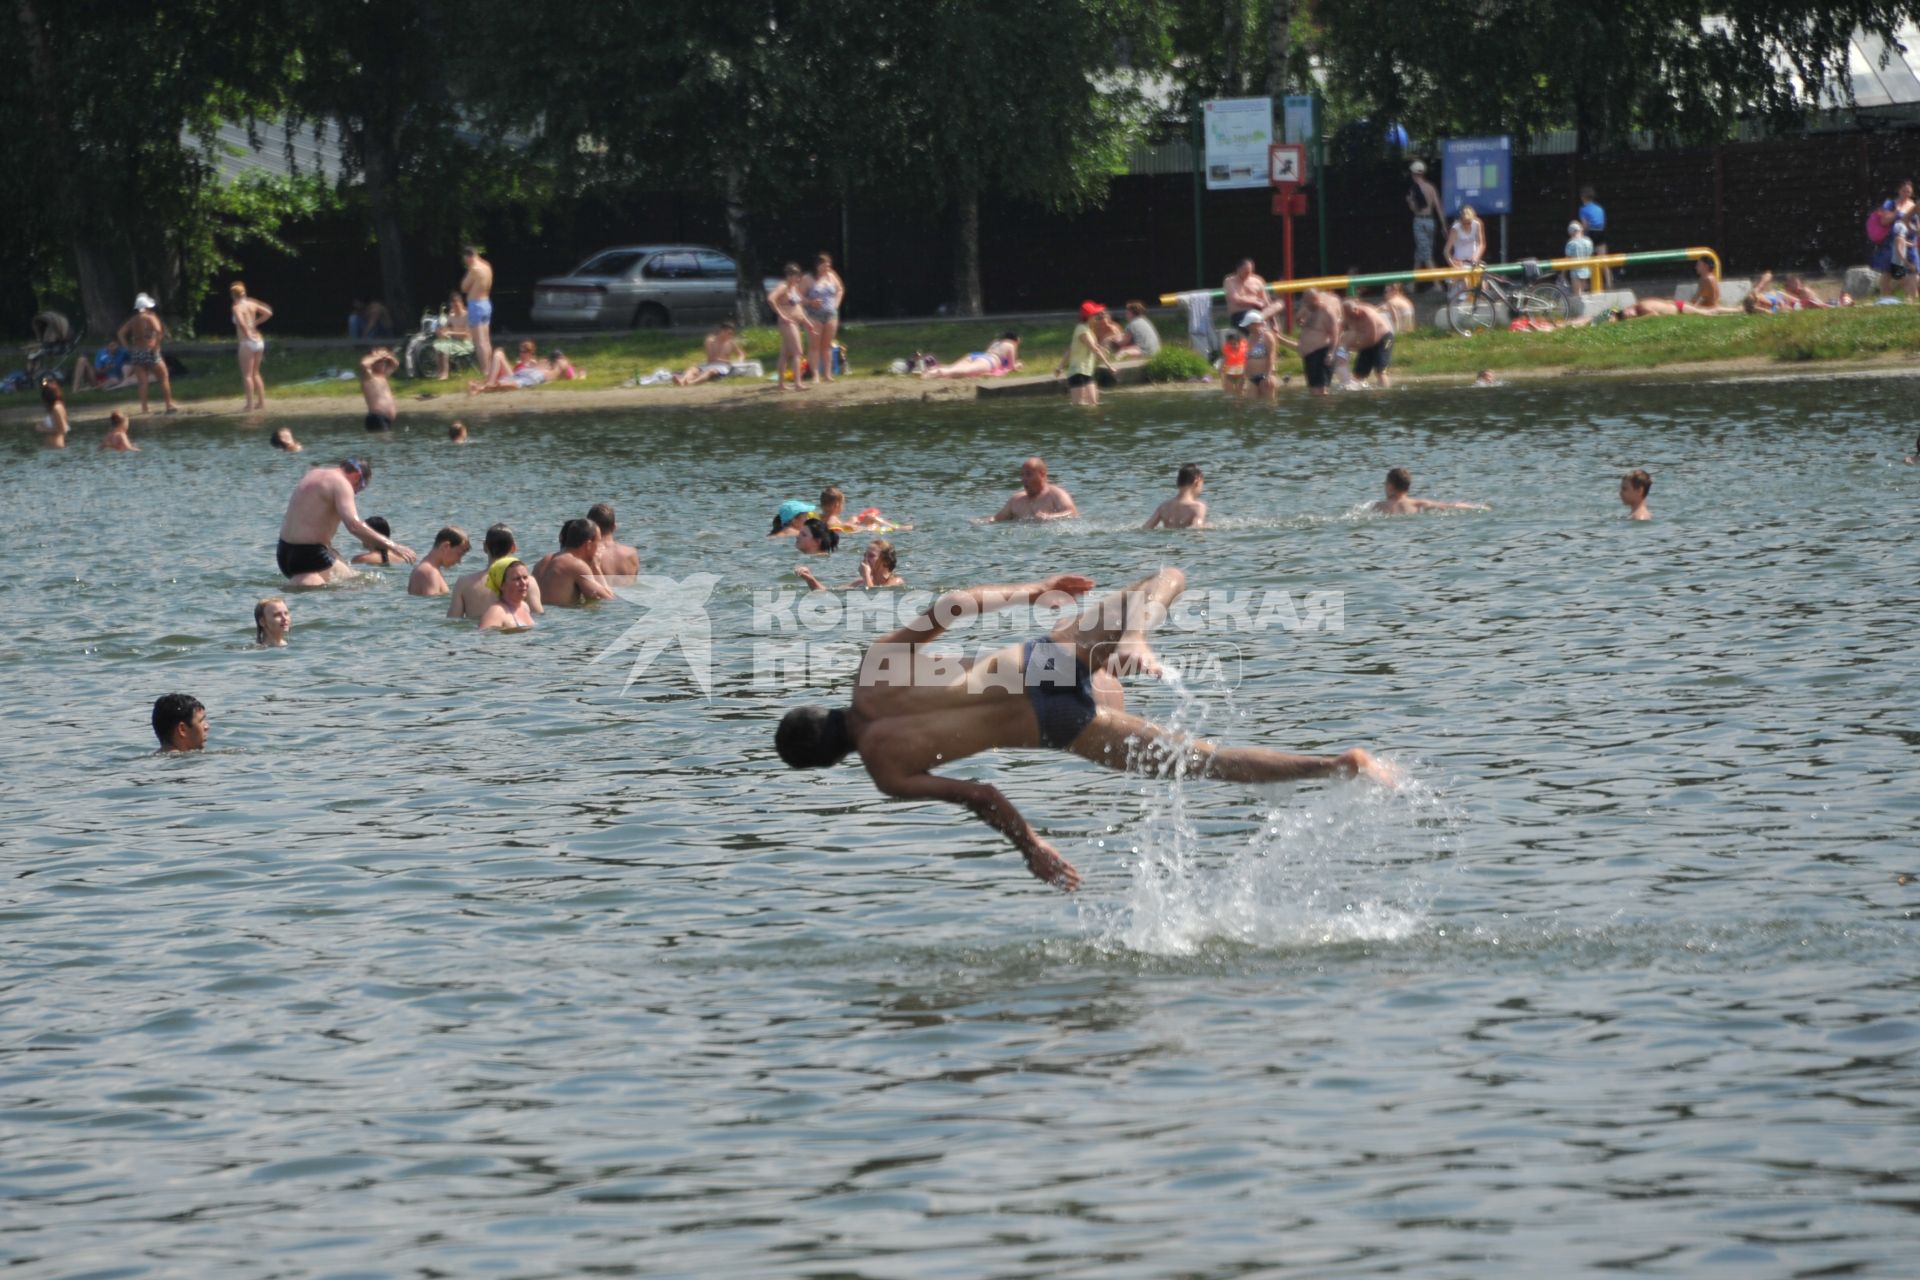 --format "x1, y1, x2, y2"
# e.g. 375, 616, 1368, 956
1056, 301, 1120, 406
